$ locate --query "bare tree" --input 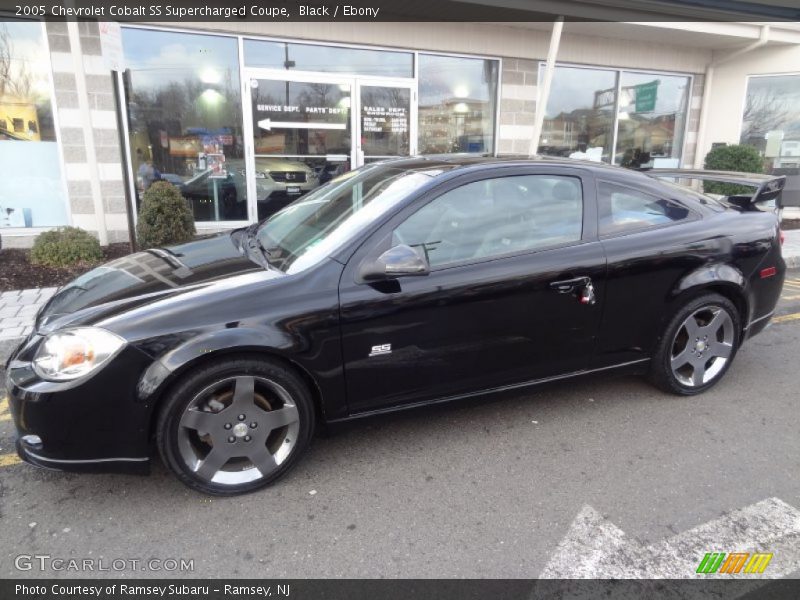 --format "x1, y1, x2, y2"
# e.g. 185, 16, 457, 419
304, 83, 333, 107
0, 24, 33, 100
0, 25, 12, 96
741, 88, 794, 140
